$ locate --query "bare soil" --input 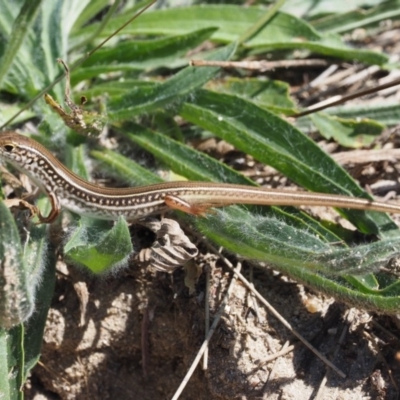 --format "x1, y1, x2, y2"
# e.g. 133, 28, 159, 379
25, 245, 400, 399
